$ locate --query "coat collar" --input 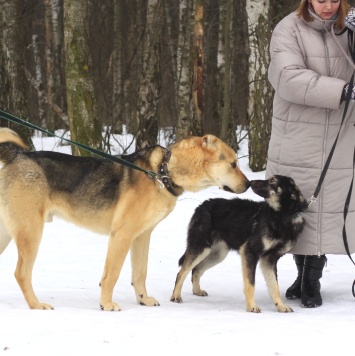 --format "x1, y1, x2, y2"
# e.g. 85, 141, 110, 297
301, 10, 337, 32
